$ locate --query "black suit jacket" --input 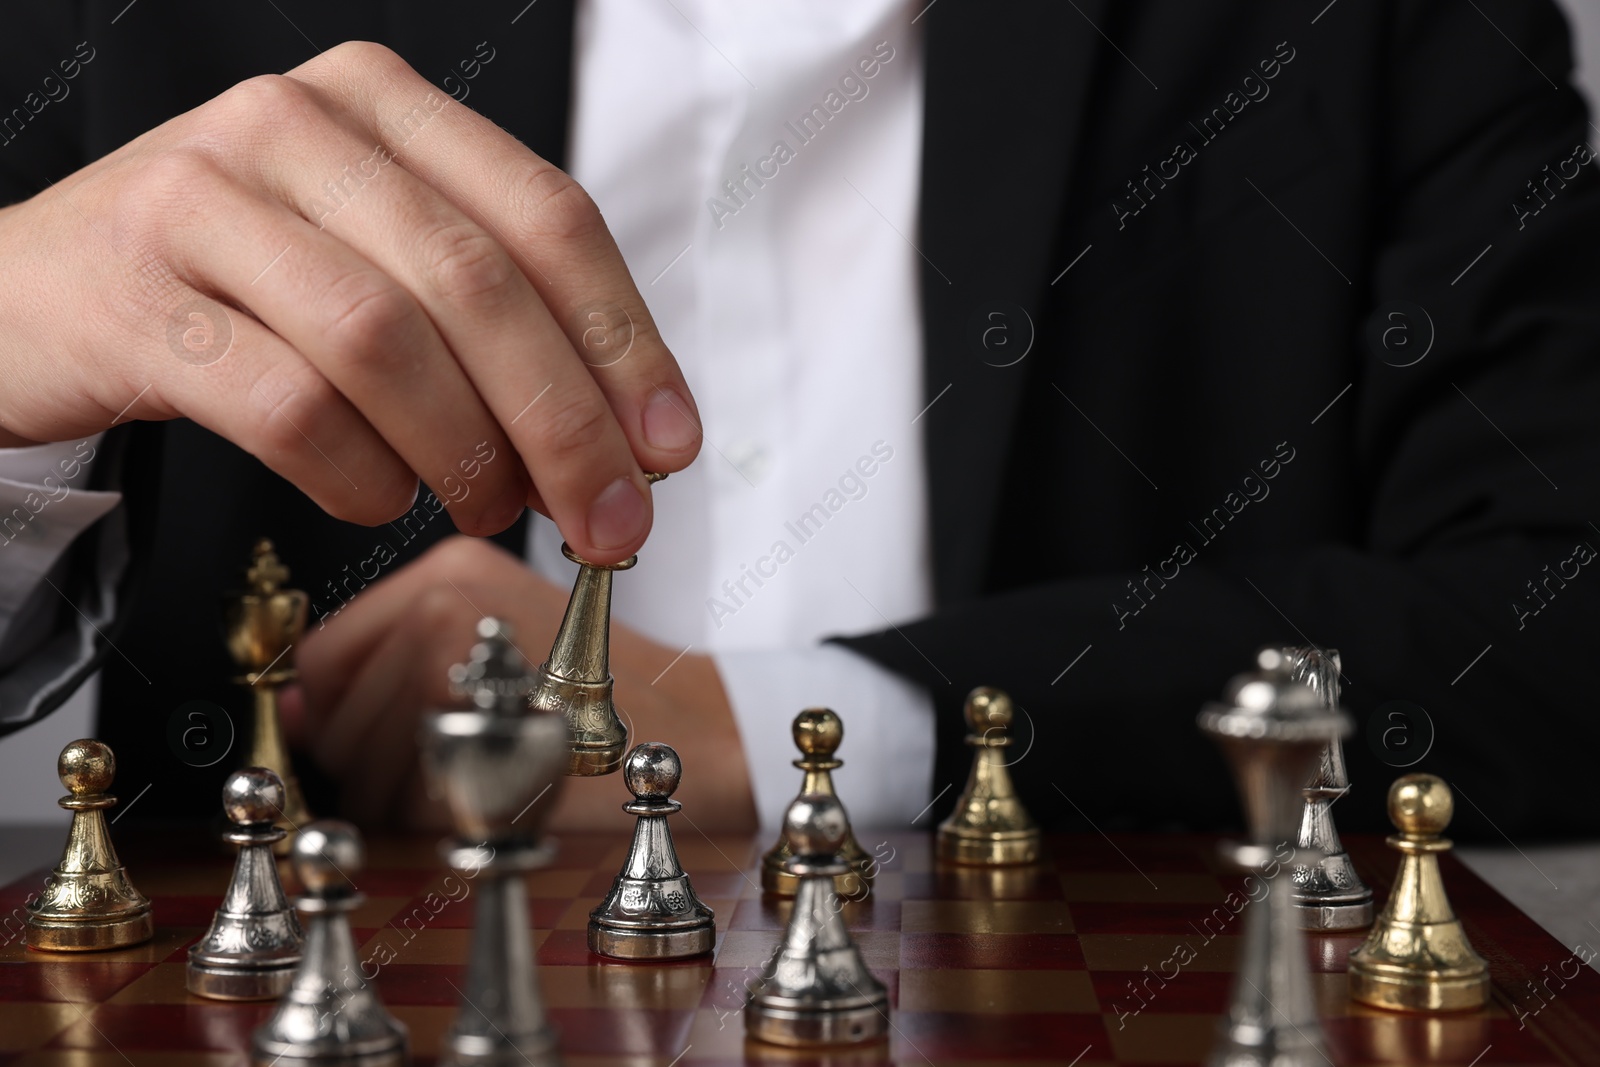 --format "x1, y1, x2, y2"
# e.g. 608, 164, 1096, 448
3, 0, 1598, 836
